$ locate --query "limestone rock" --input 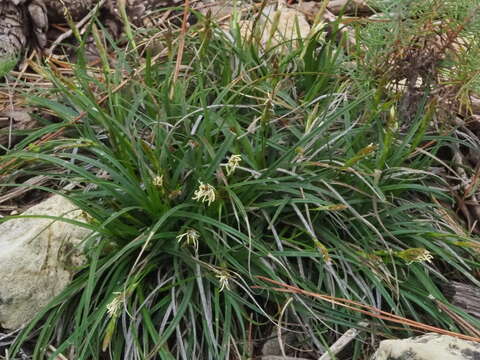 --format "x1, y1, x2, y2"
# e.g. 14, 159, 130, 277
0, 194, 91, 329
236, 3, 311, 52
372, 333, 480, 360
263, 6, 311, 49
